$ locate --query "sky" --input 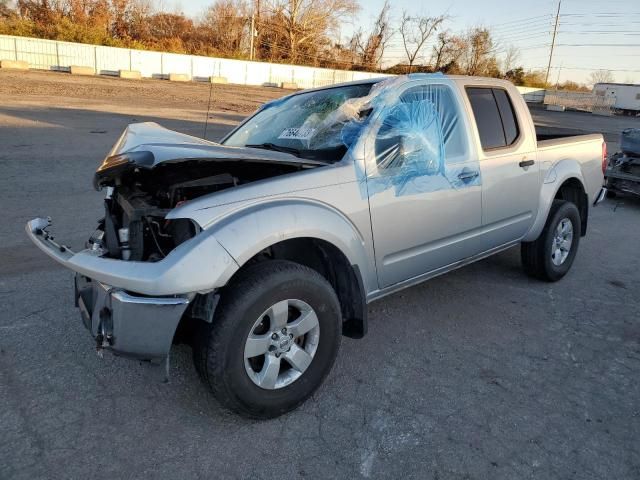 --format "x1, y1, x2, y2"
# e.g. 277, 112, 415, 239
174, 0, 640, 85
